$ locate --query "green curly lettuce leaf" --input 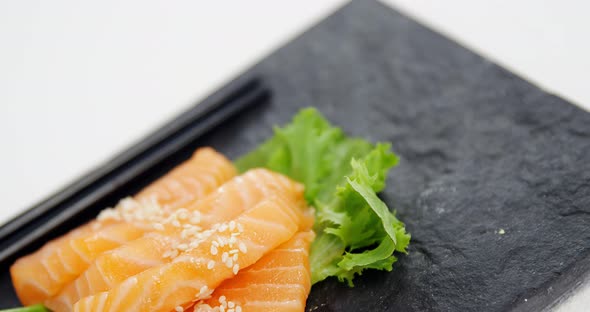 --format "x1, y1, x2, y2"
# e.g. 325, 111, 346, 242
236, 107, 410, 286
